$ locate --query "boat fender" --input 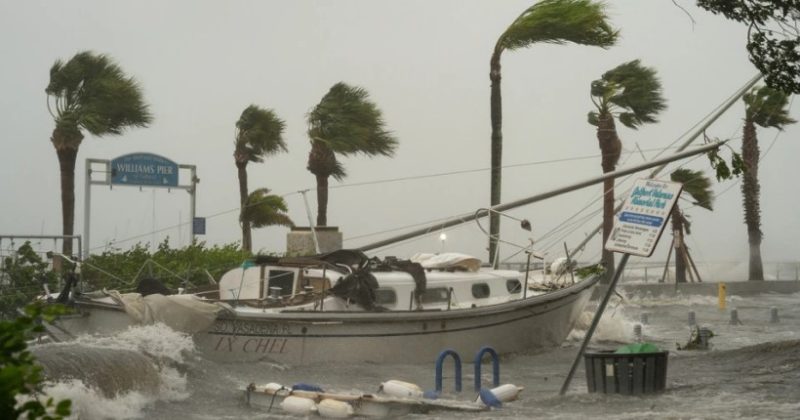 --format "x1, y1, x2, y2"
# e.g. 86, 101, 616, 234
378, 380, 423, 398
317, 398, 354, 418
475, 384, 524, 406
280, 396, 317, 415
261, 382, 285, 394
478, 388, 502, 408
292, 383, 325, 392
